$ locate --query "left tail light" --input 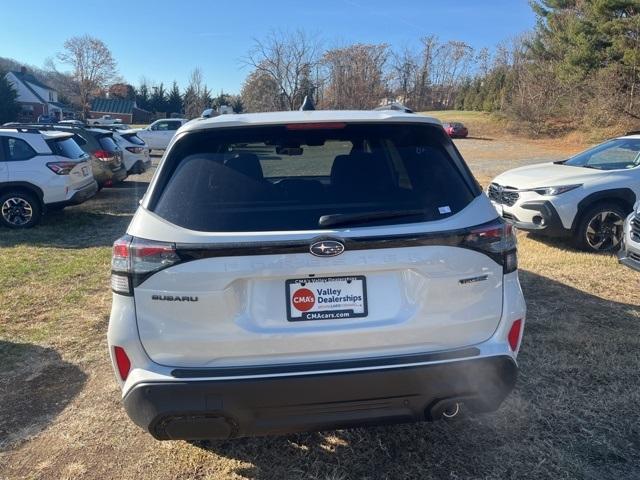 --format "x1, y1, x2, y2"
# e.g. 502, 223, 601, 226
126, 146, 144, 154
111, 235, 181, 295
